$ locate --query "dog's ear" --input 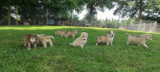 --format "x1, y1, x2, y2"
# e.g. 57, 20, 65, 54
108, 31, 111, 34
74, 29, 78, 32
